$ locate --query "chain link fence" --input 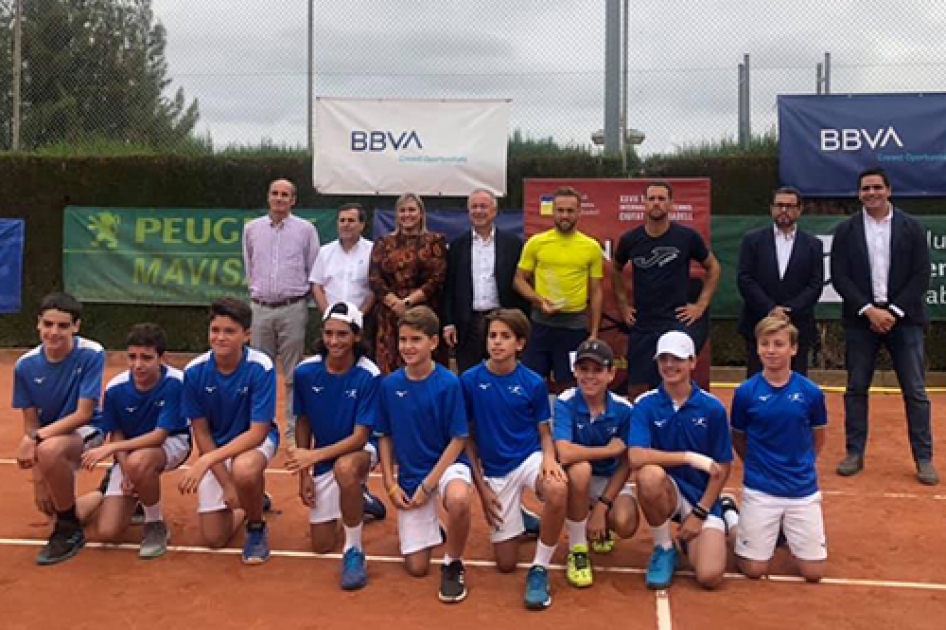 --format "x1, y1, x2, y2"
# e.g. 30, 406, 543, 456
1, 0, 944, 155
